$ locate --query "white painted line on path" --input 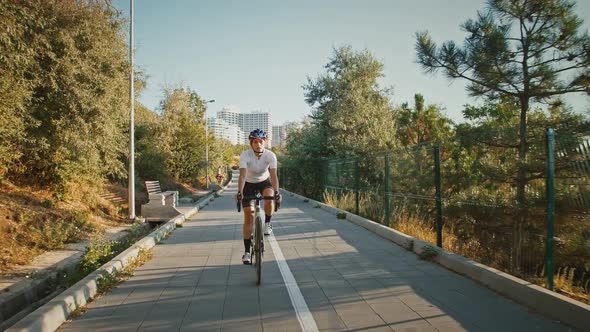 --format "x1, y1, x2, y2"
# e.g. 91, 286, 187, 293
267, 233, 319, 332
